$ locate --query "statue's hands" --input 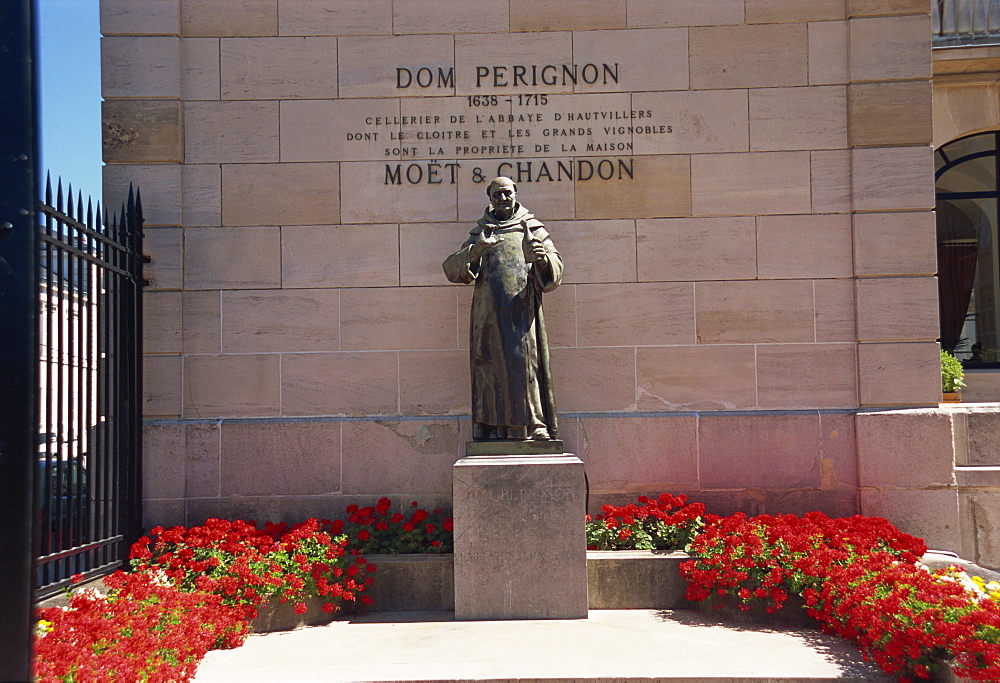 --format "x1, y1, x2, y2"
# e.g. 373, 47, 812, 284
471, 231, 500, 259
